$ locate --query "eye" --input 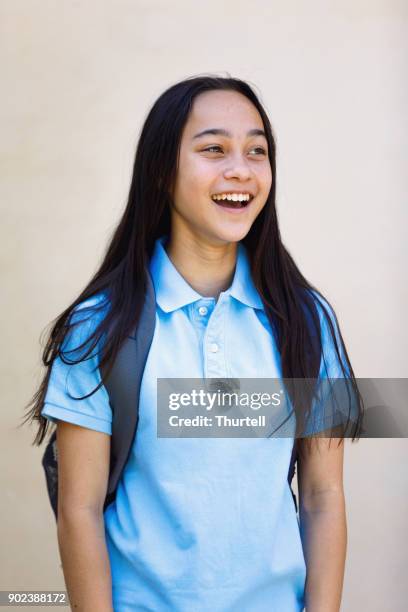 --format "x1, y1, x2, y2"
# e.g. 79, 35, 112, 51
249, 146, 267, 156
203, 145, 223, 153
202, 145, 267, 156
